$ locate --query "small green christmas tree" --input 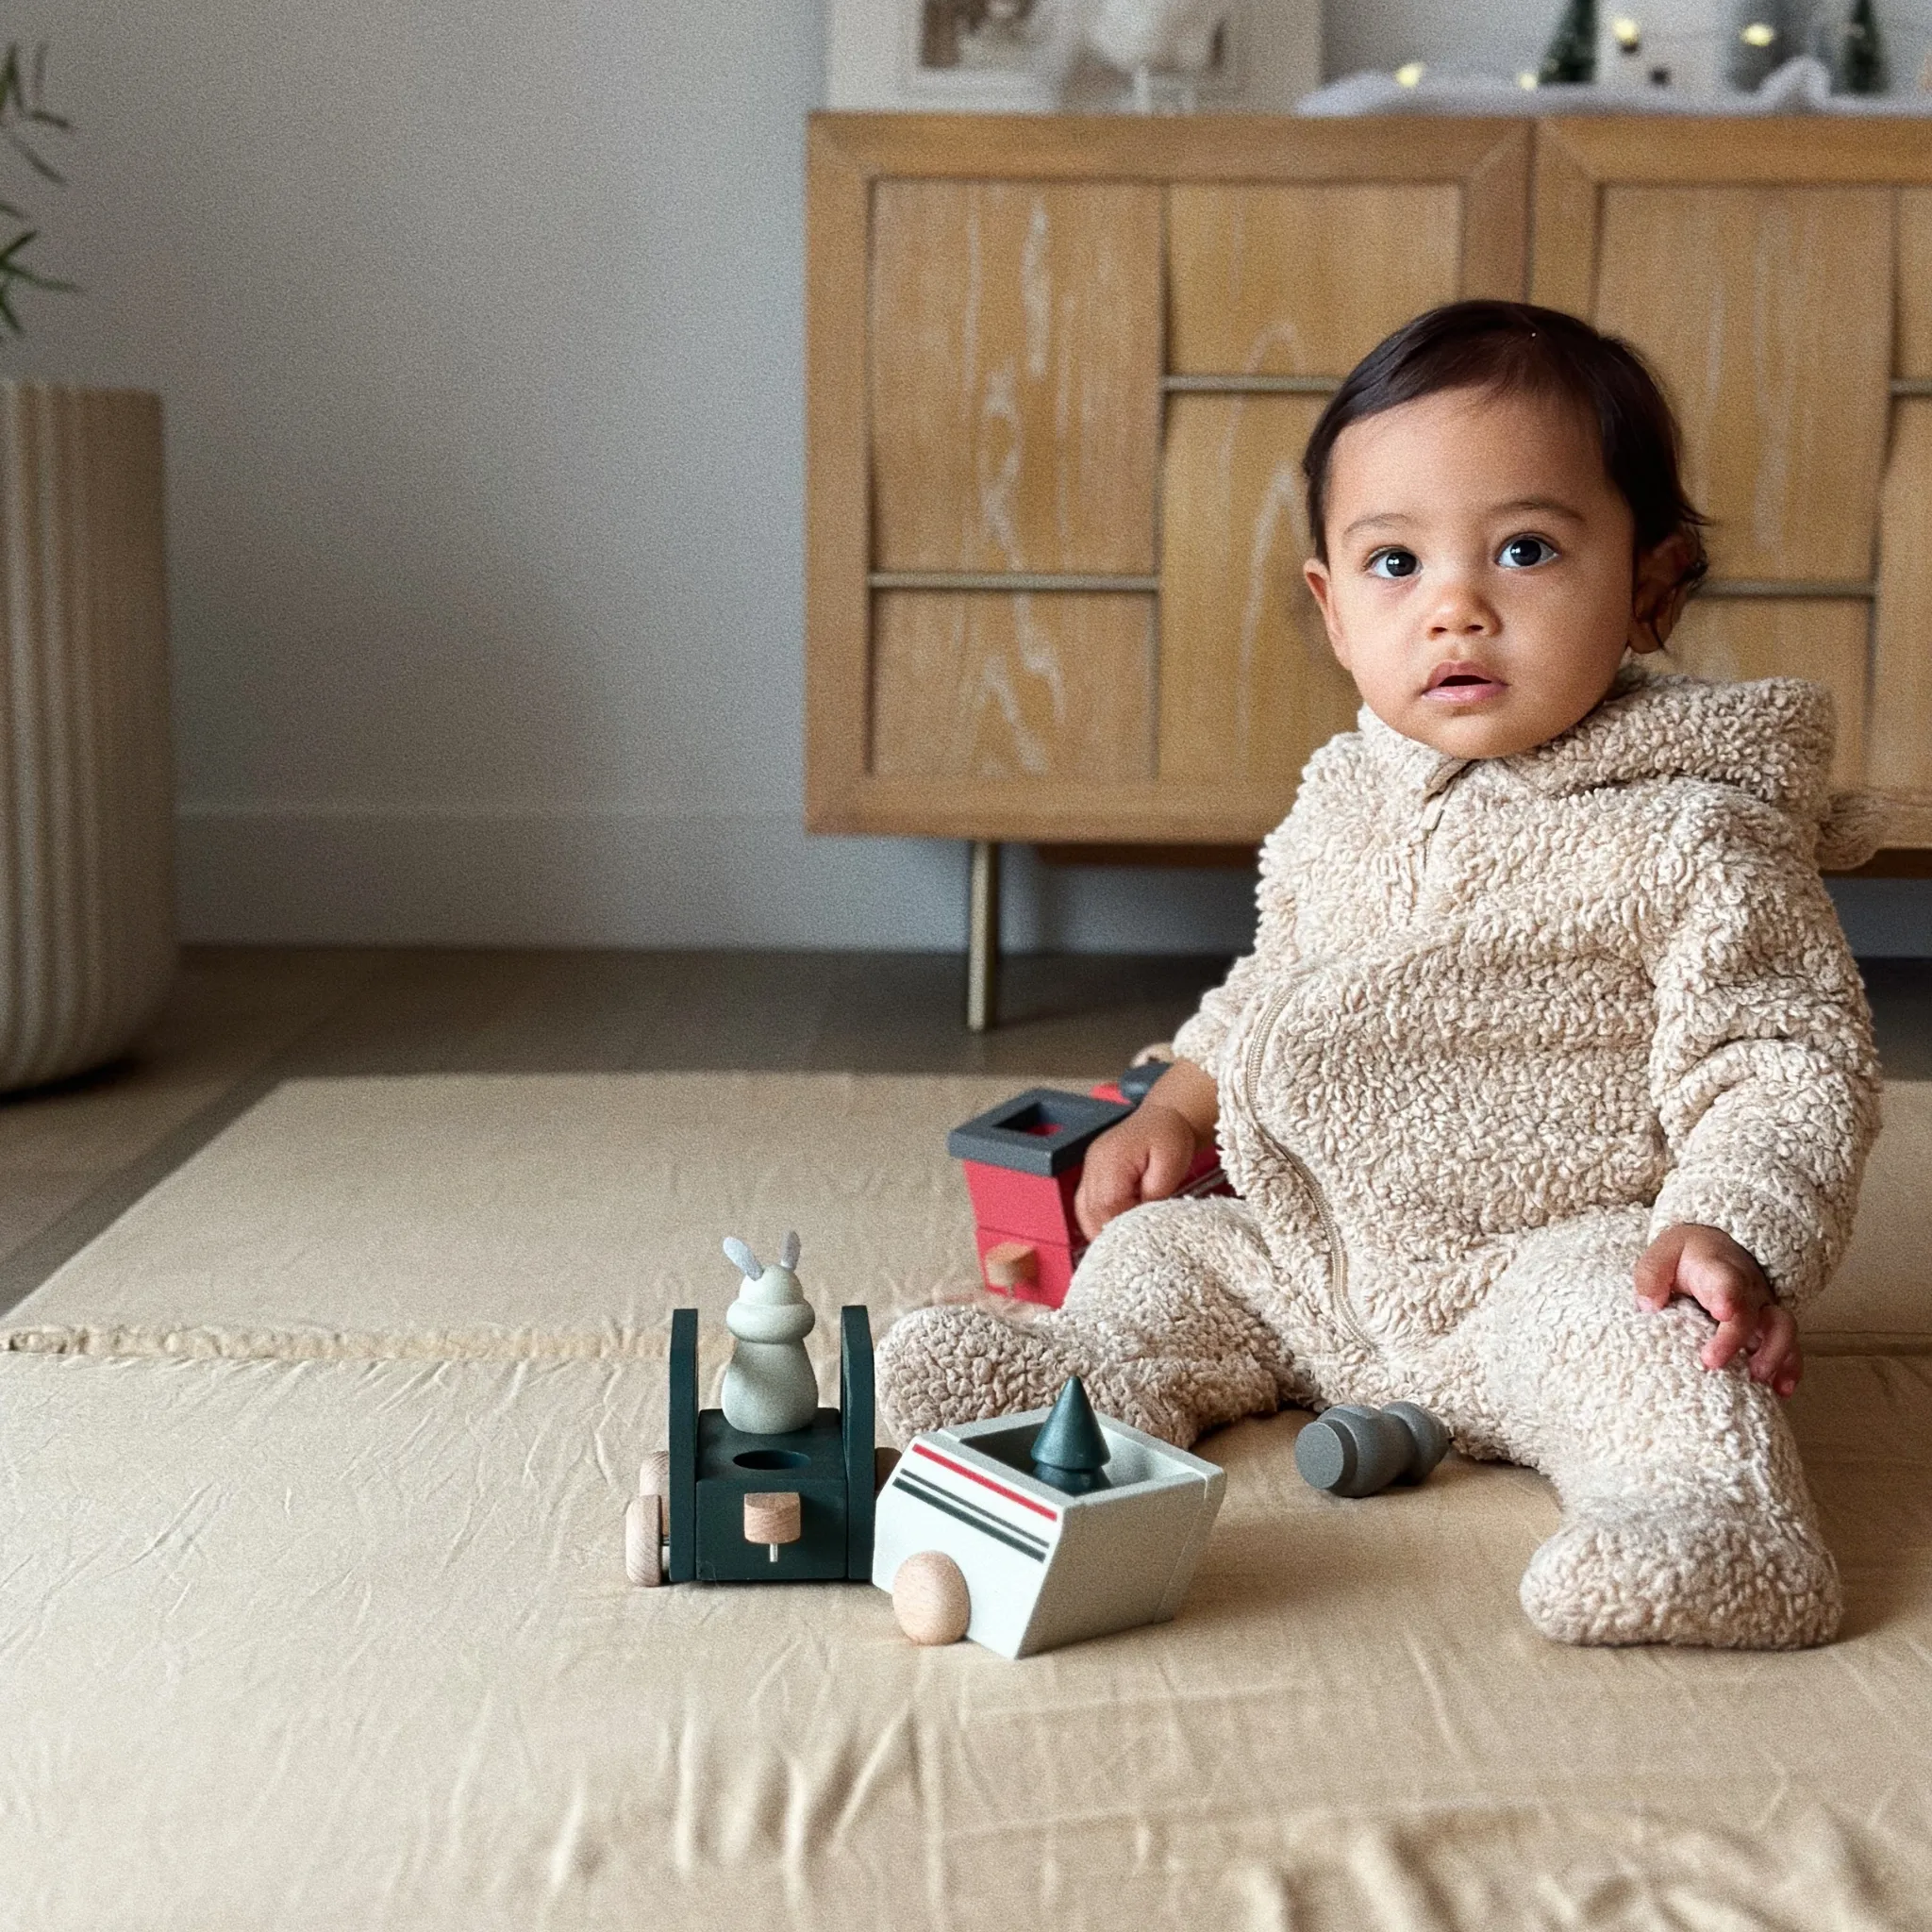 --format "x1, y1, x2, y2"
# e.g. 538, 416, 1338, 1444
1538, 0, 1598, 84
1837, 0, 1888, 93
